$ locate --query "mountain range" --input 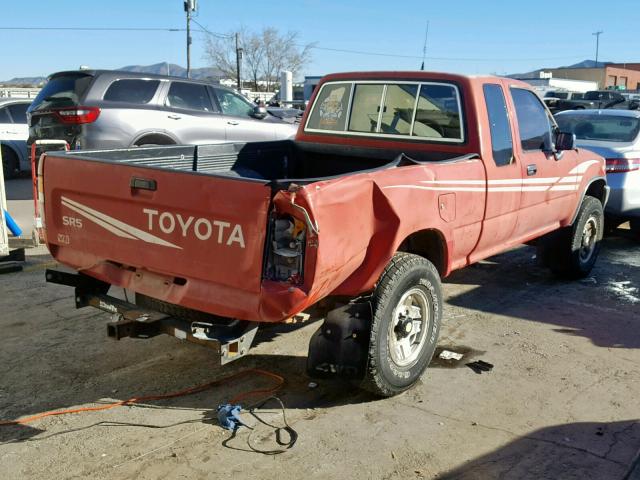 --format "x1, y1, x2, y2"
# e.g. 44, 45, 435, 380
1, 59, 613, 86
0, 62, 224, 86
